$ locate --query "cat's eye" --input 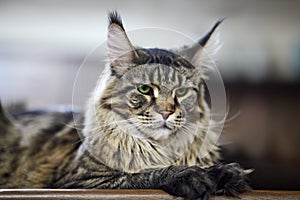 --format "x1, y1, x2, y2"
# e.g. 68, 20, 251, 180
137, 84, 152, 95
175, 88, 188, 97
